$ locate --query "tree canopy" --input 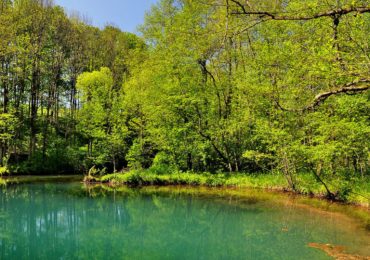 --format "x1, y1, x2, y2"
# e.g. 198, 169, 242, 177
0, 0, 369, 195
